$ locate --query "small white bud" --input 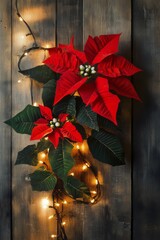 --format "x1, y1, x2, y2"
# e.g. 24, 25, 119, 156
55, 122, 60, 127
50, 124, 54, 128
80, 65, 85, 70
80, 71, 84, 75
53, 118, 57, 123
91, 66, 95, 71
50, 121, 53, 124
88, 65, 91, 69
85, 68, 90, 72
84, 73, 88, 76
91, 70, 96, 74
